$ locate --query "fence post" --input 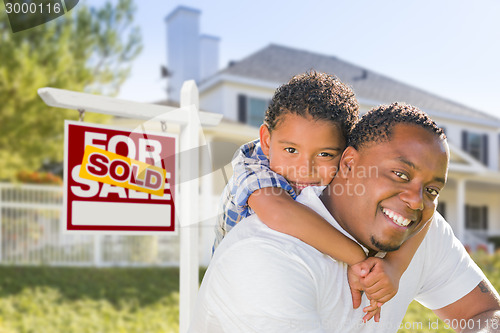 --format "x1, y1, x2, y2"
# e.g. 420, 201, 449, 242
179, 80, 200, 333
93, 235, 102, 266
0, 185, 2, 263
